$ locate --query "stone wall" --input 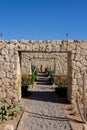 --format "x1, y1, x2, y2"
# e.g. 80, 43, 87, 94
0, 41, 21, 102
0, 40, 87, 104
21, 52, 67, 74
